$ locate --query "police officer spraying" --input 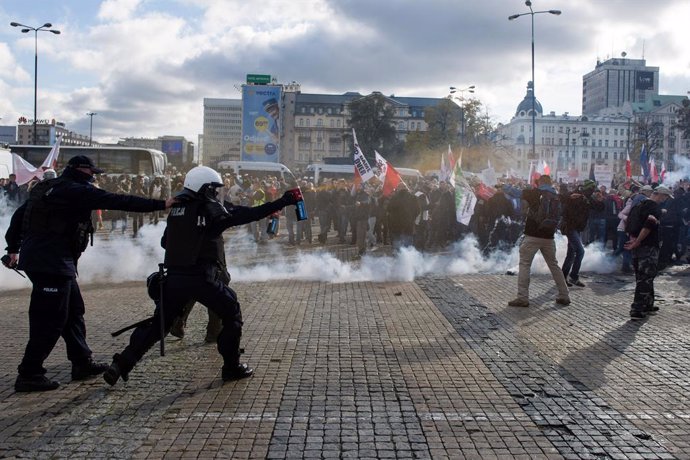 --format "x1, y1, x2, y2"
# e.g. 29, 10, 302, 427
3, 155, 176, 393
103, 166, 303, 386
